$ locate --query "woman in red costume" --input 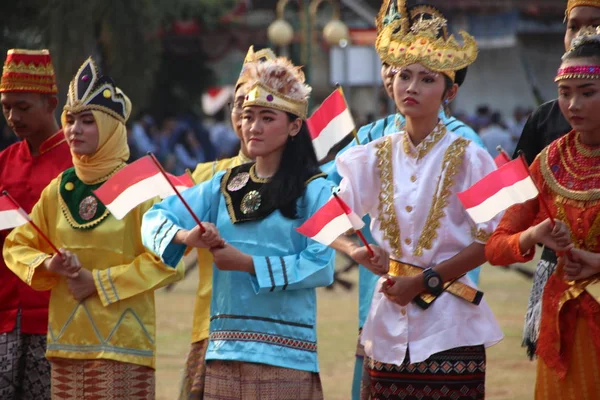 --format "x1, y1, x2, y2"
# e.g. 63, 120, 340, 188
486, 26, 600, 398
